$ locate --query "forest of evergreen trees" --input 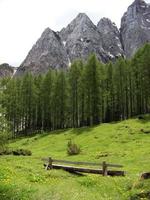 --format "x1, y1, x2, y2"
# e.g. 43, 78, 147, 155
0, 44, 150, 138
